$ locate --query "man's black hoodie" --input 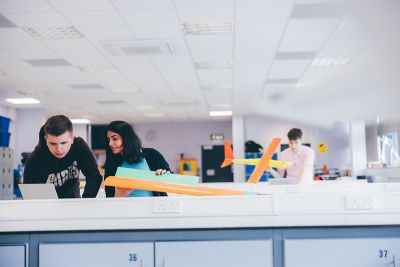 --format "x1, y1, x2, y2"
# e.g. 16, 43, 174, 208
23, 128, 102, 198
